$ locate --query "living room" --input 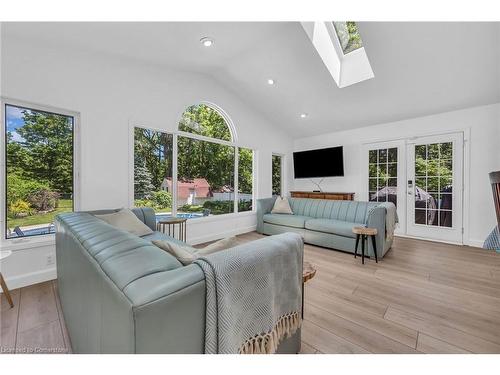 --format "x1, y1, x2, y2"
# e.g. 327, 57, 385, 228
1, 1, 500, 372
